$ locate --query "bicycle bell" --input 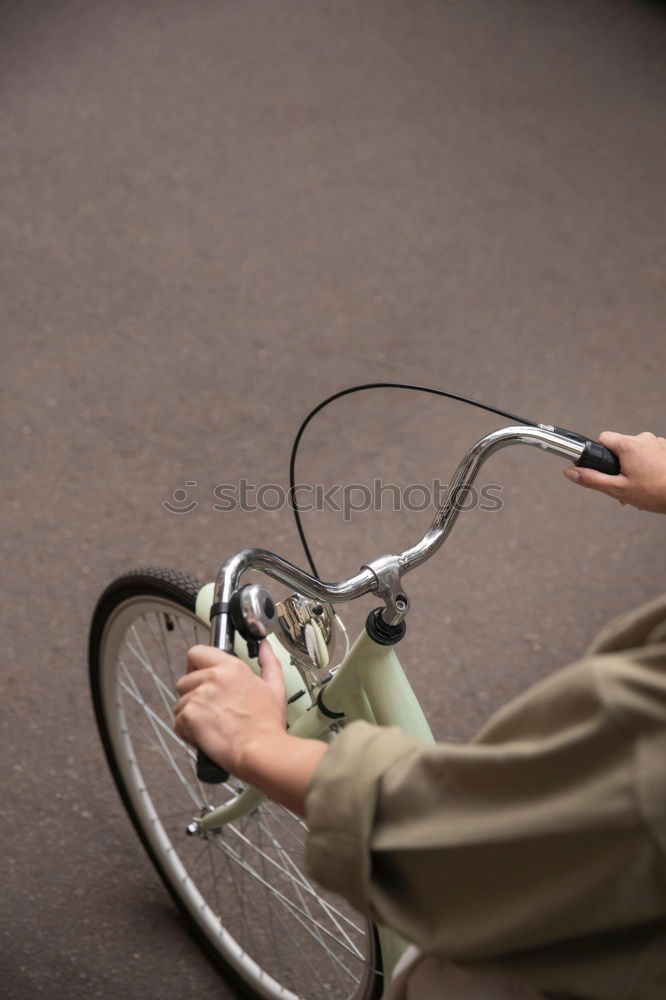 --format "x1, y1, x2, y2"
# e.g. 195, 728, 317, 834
274, 593, 336, 692
229, 584, 277, 657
